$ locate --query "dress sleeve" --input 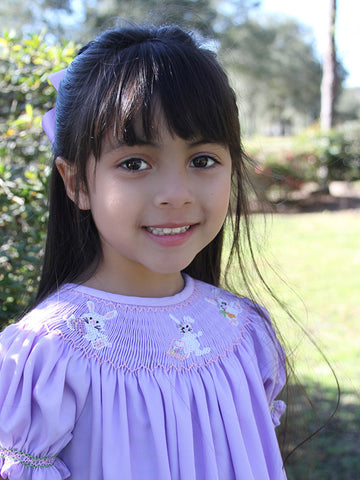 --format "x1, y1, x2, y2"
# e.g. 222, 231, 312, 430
248, 303, 287, 427
0, 321, 88, 479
